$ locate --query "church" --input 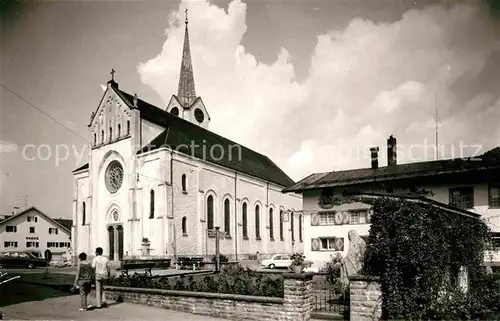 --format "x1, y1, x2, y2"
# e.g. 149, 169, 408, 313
71, 15, 303, 263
